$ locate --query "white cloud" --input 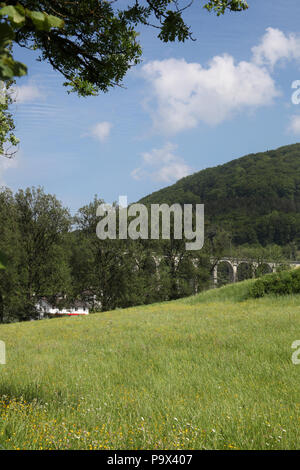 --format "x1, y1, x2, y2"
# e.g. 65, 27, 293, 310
142, 55, 278, 134
13, 84, 43, 104
154, 161, 192, 183
90, 121, 112, 142
288, 115, 300, 134
131, 142, 192, 183
252, 27, 300, 68
141, 28, 300, 135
